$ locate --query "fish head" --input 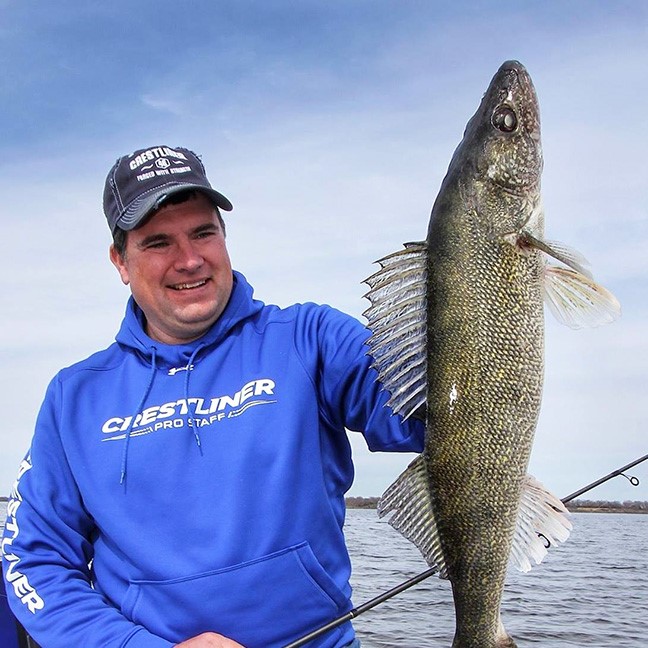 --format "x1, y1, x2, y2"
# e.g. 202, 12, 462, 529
451, 60, 544, 236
